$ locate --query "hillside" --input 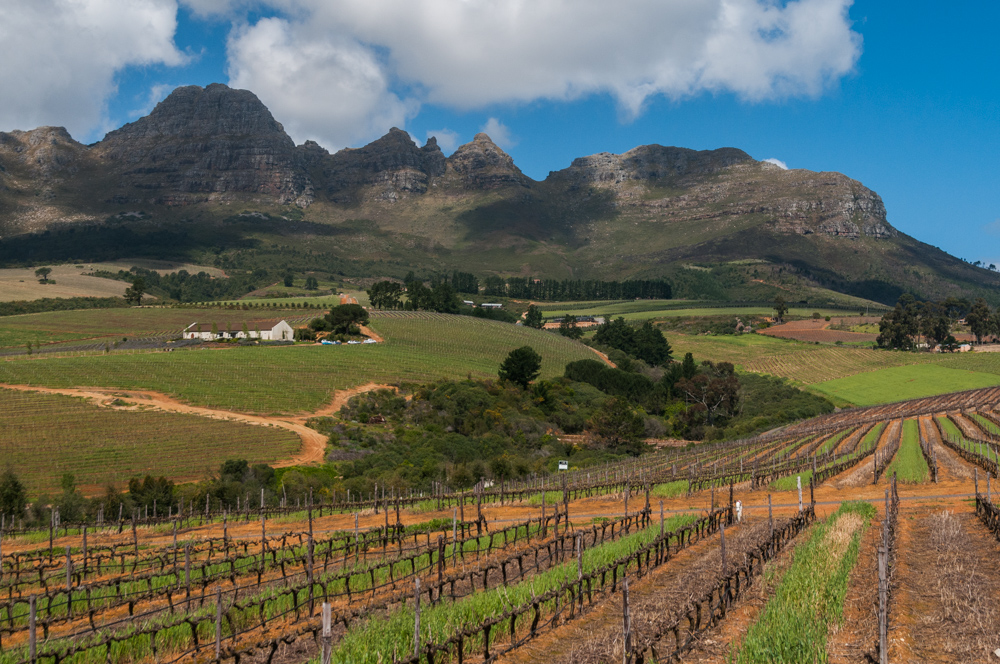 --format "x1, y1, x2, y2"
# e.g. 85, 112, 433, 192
1, 83, 997, 304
